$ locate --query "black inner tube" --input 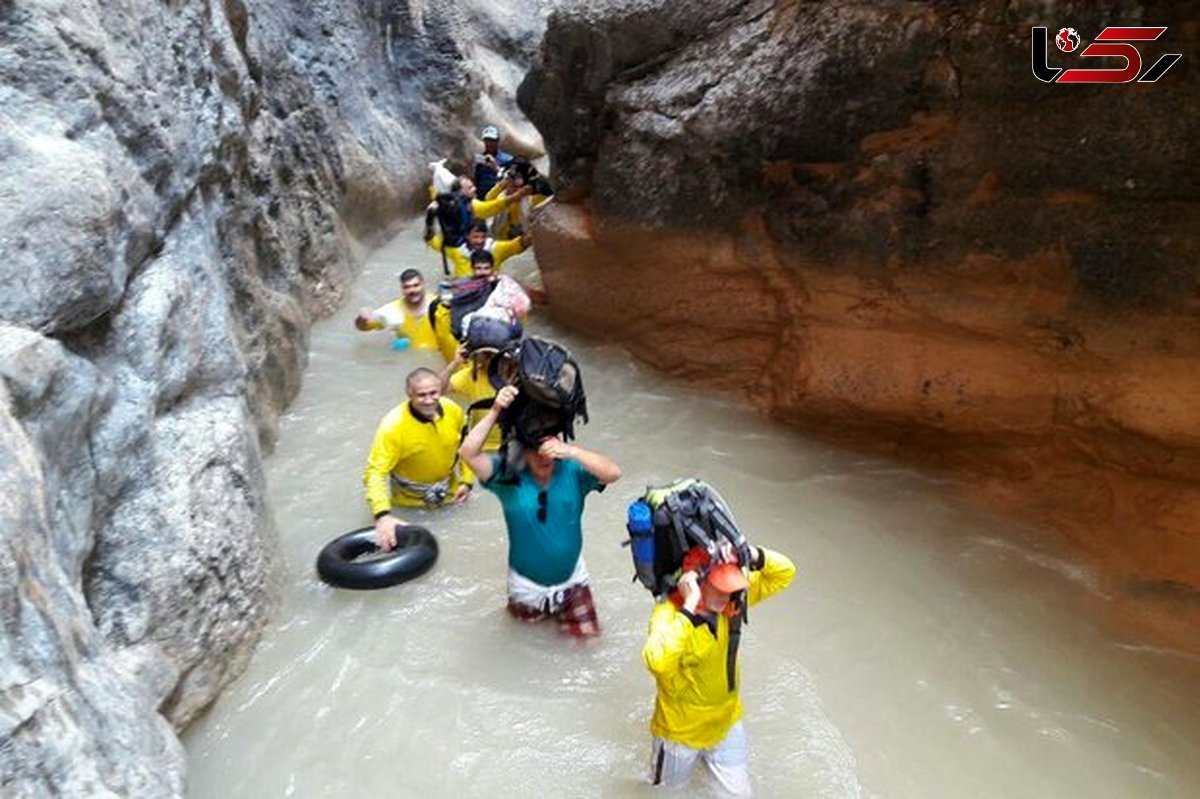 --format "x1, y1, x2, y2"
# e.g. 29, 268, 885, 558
316, 525, 439, 590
